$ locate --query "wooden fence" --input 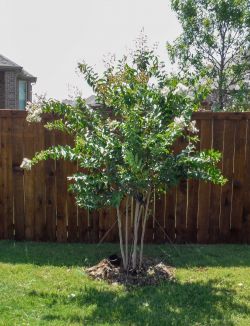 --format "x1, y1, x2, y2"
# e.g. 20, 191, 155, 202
0, 110, 250, 243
